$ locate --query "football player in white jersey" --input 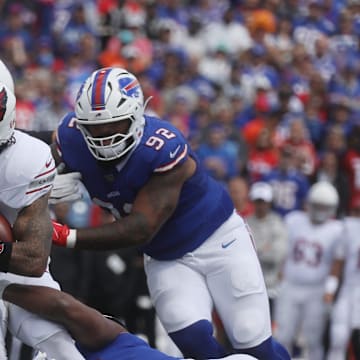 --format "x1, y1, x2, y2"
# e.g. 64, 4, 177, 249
0, 61, 85, 359
326, 198, 360, 360
274, 181, 343, 360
